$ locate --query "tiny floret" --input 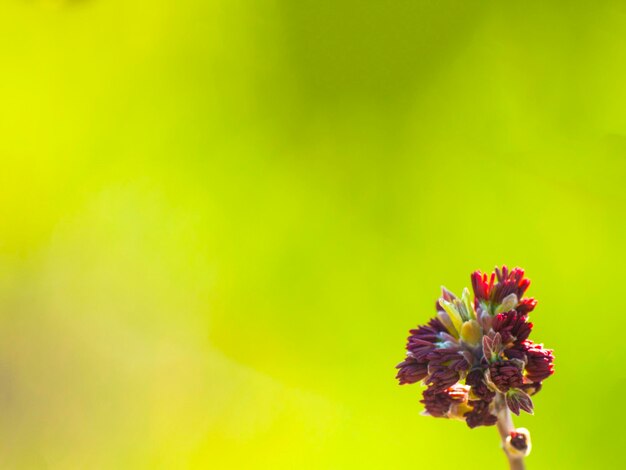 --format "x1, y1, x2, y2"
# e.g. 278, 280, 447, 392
395, 266, 555, 427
